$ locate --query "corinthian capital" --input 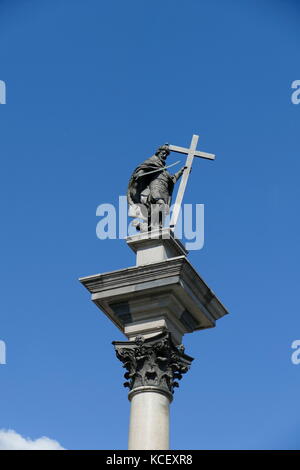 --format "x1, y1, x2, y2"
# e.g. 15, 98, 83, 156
113, 332, 194, 397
